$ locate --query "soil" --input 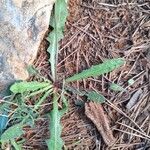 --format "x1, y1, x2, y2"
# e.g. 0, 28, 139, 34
24, 0, 150, 149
